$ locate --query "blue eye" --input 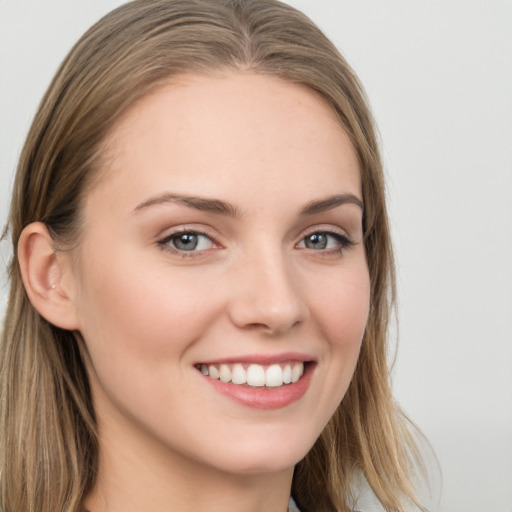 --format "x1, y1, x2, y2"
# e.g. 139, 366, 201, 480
303, 233, 330, 250
297, 231, 353, 251
161, 231, 215, 252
